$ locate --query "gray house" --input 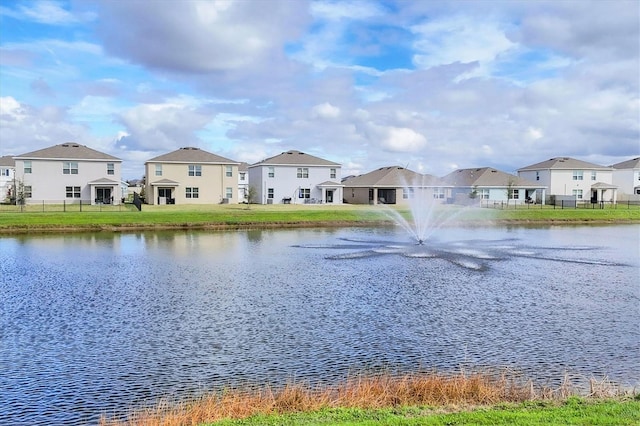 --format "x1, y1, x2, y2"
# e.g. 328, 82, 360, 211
342, 166, 443, 205
442, 167, 546, 205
